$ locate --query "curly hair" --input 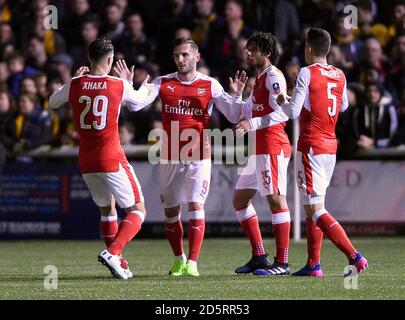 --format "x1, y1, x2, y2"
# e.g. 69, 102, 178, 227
245, 32, 280, 66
